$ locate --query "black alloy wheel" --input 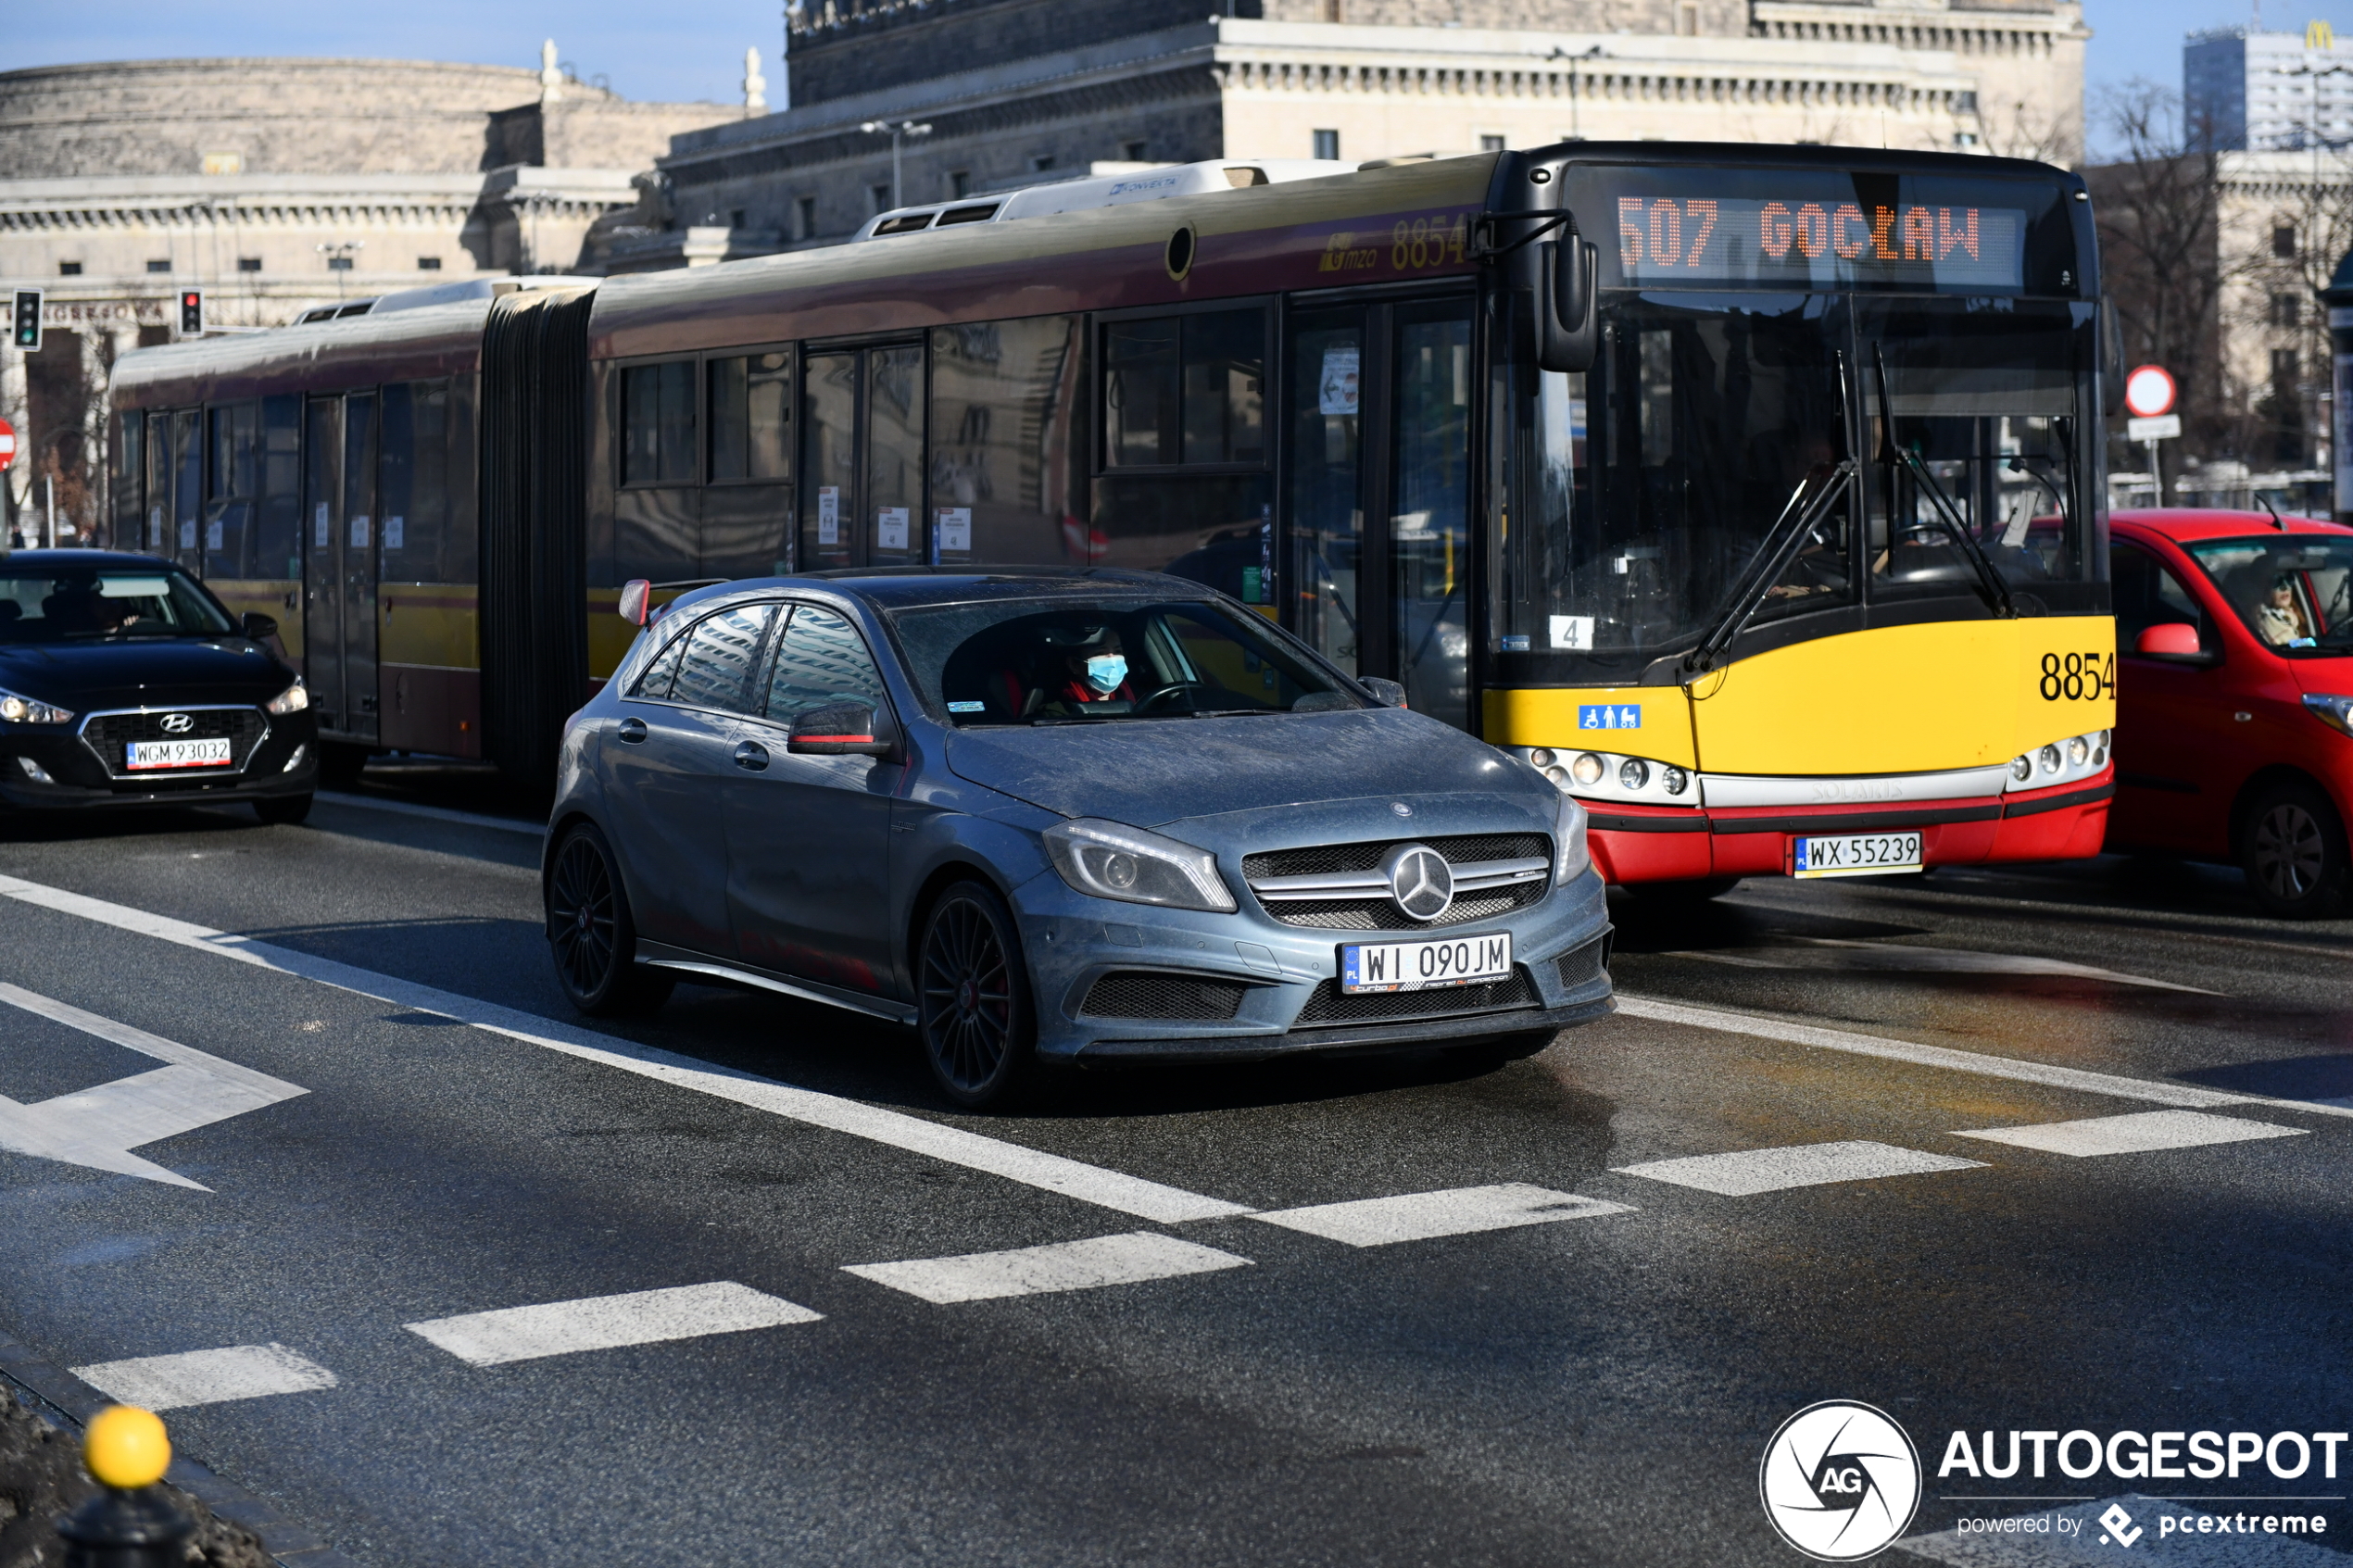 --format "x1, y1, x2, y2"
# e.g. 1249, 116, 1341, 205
917, 880, 1035, 1110
252, 793, 312, 826
546, 822, 675, 1016
2241, 782, 2347, 919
